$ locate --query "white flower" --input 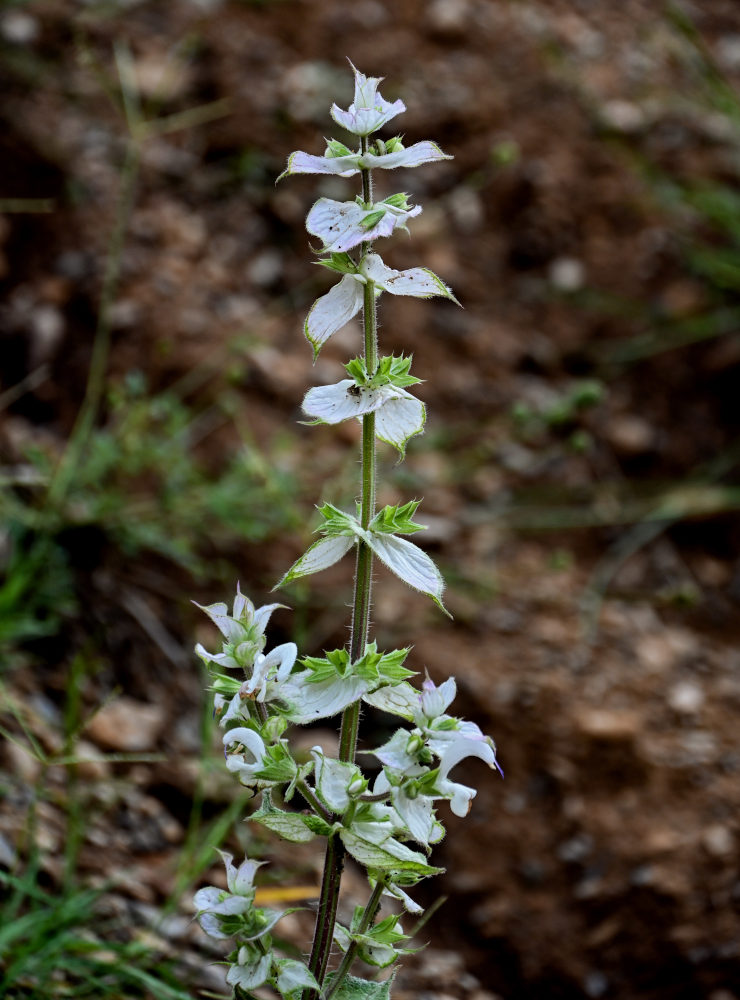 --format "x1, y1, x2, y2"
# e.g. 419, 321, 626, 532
416, 675, 457, 722
330, 63, 405, 136
194, 584, 285, 671
193, 849, 262, 939
226, 949, 272, 991
223, 726, 267, 786
306, 197, 421, 254
240, 642, 297, 701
